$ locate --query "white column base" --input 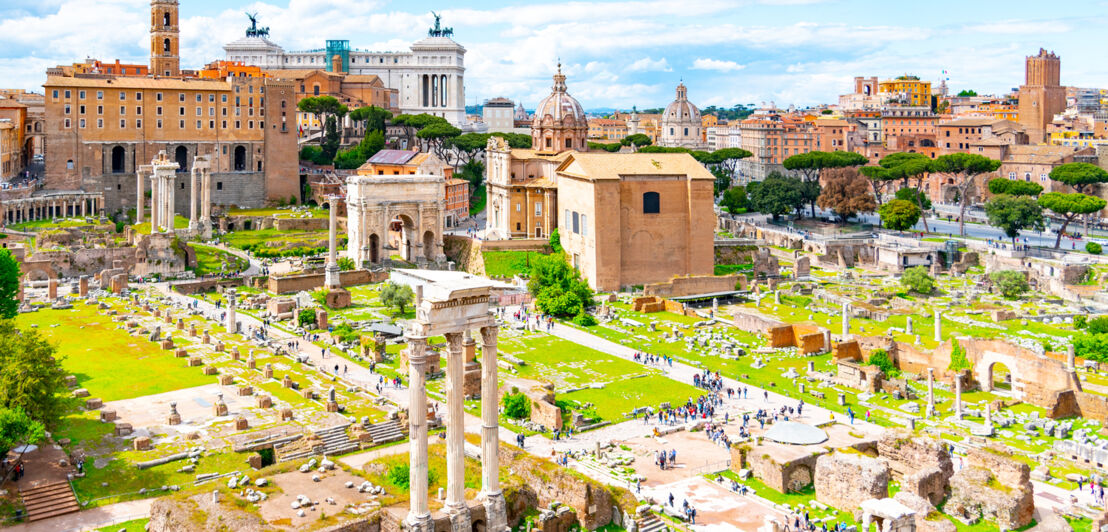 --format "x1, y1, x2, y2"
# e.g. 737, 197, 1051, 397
325, 264, 341, 289
445, 504, 472, 532
480, 491, 509, 532
404, 512, 434, 532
